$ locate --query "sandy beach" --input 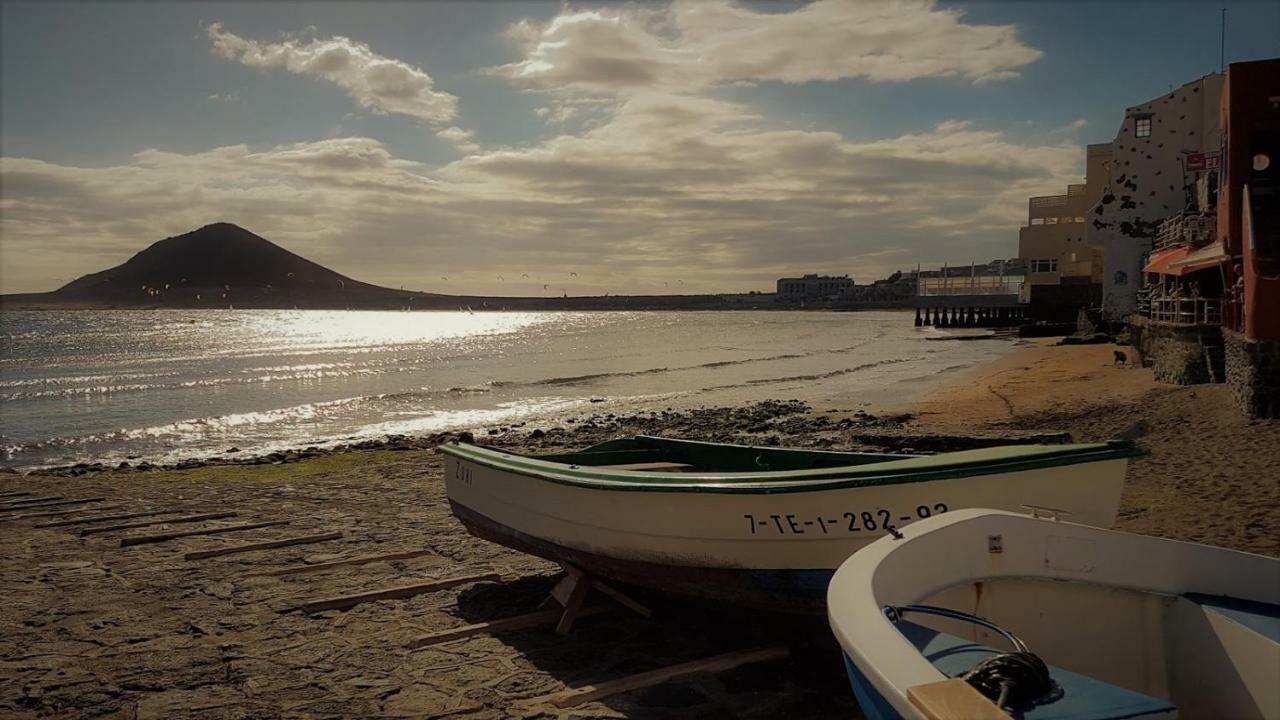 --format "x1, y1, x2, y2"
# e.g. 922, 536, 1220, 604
2, 341, 1277, 719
